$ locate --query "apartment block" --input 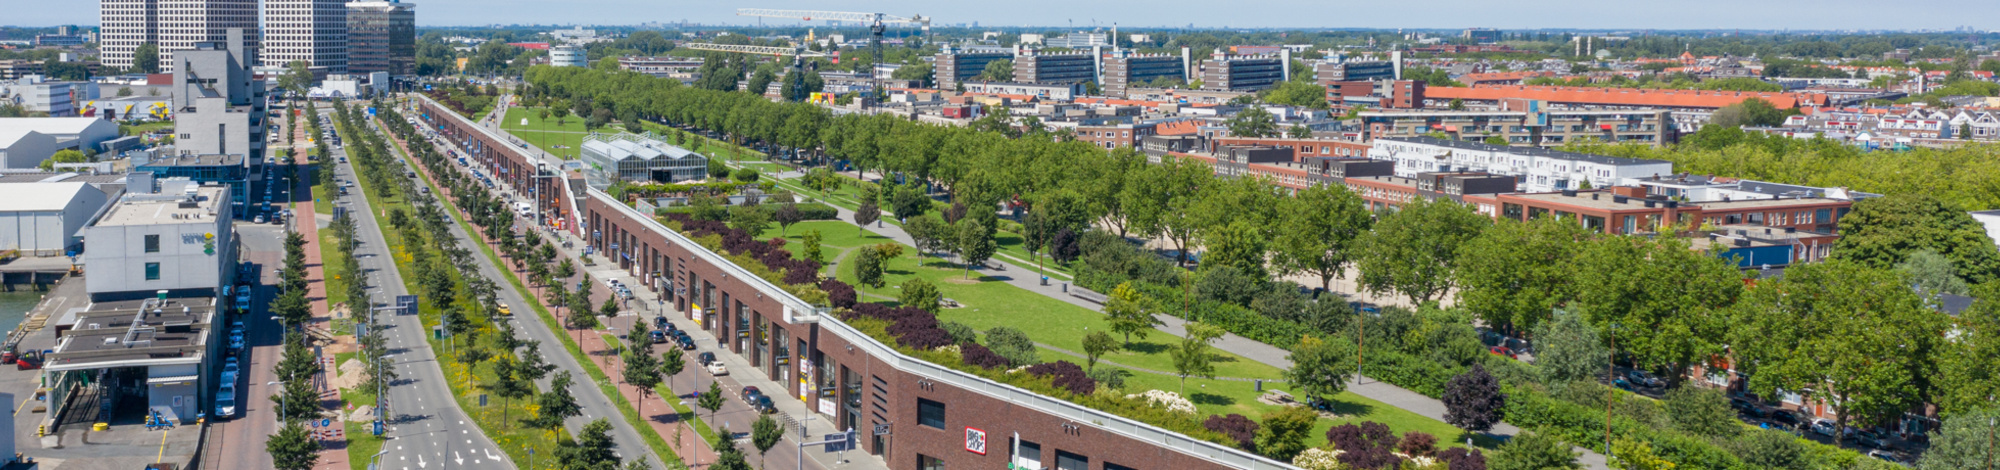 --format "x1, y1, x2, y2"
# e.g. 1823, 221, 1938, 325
1371, 136, 1672, 193
1315, 60, 1396, 82
1358, 105, 1676, 146
1101, 50, 1185, 97
263, 0, 348, 73
100, 0, 260, 72
345, 0, 415, 76
933, 48, 1013, 91
1013, 51, 1098, 85
1199, 50, 1287, 92
169, 29, 267, 214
